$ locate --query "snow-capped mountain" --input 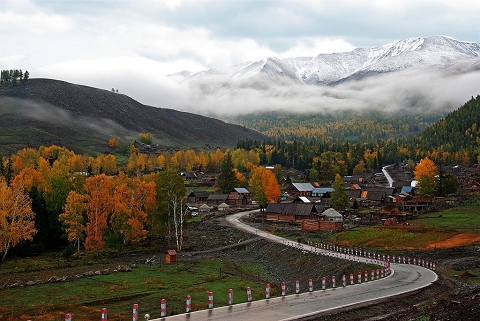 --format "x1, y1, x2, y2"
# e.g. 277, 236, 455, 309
169, 36, 480, 88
